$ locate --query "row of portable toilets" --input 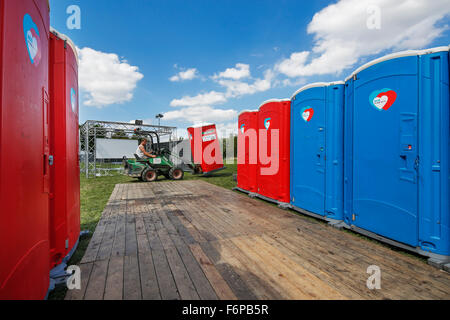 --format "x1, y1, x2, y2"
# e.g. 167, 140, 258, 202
237, 46, 450, 265
0, 0, 81, 299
